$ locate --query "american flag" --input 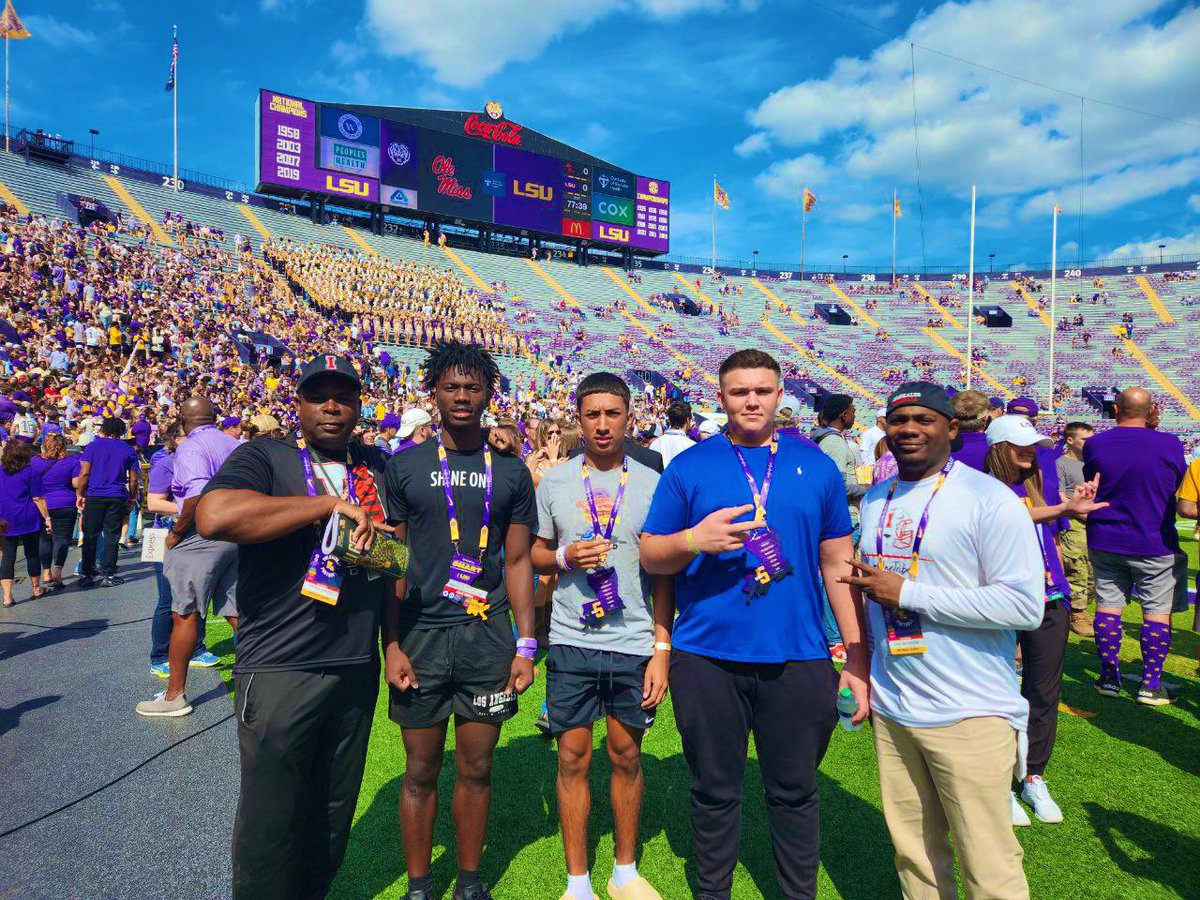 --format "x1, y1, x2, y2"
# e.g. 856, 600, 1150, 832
164, 31, 177, 92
